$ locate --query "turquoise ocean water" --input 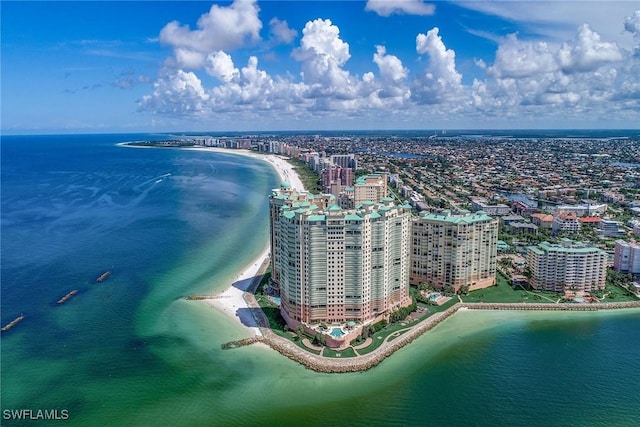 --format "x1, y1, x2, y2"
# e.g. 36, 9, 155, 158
1, 134, 639, 426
